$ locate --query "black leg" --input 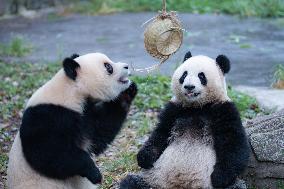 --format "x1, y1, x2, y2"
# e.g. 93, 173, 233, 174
119, 174, 151, 189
